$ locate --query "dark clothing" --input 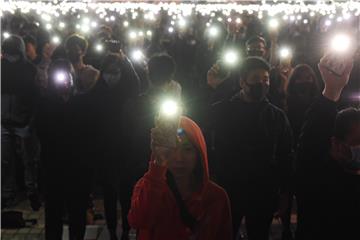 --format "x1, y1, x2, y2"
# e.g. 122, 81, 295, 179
208, 94, 293, 239
91, 57, 140, 234
35, 92, 94, 240
1, 58, 39, 205
296, 95, 360, 240
1, 58, 38, 127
